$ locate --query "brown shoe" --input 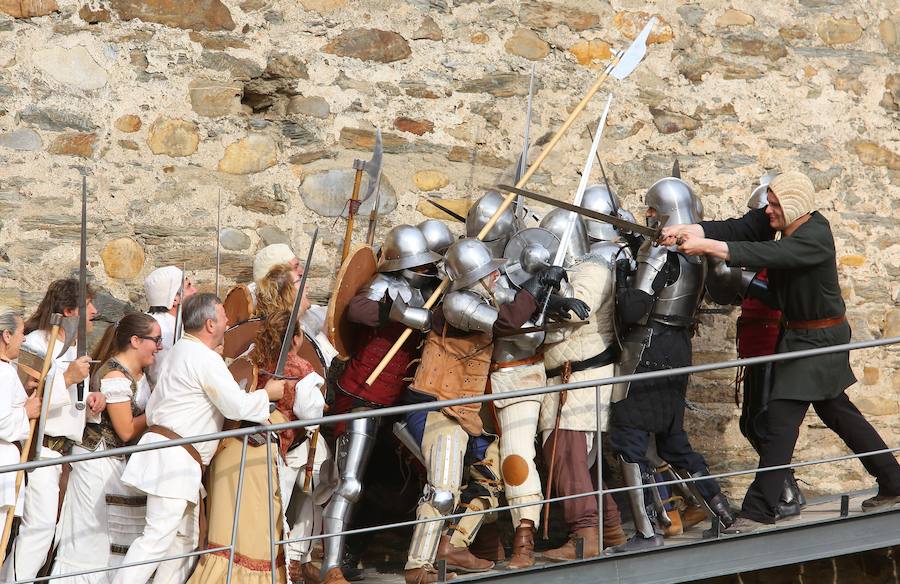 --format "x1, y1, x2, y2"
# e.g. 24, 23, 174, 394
469, 522, 506, 562
603, 523, 627, 548
321, 567, 350, 584
404, 565, 457, 584
681, 504, 709, 529
437, 534, 494, 573
543, 526, 603, 562
663, 509, 683, 537
506, 522, 535, 569
302, 562, 322, 584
